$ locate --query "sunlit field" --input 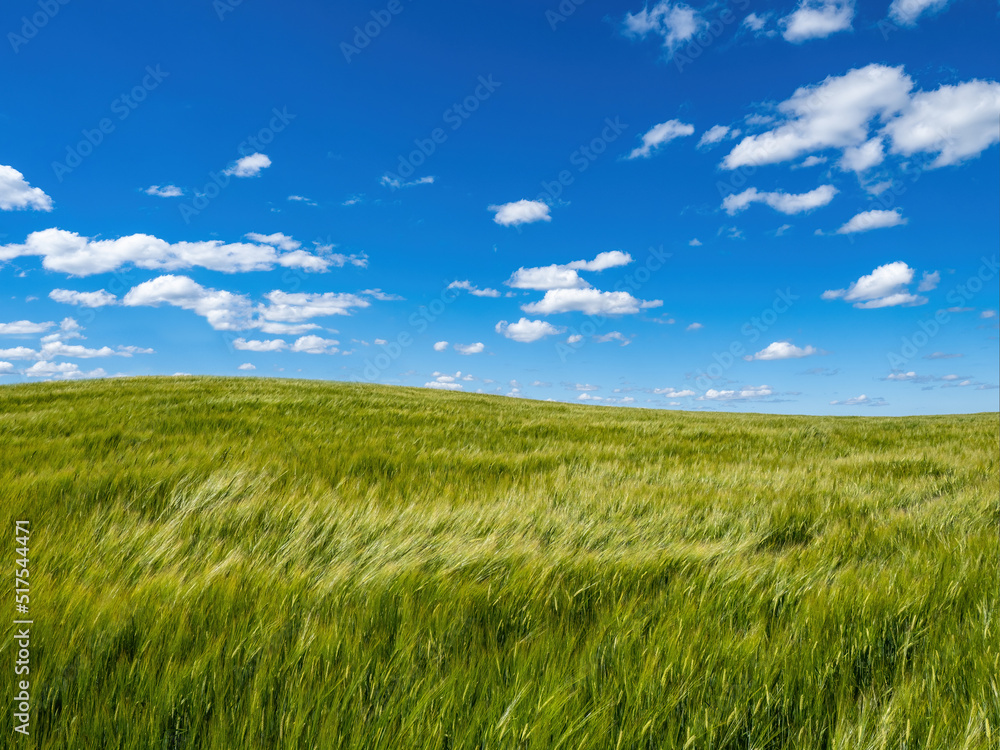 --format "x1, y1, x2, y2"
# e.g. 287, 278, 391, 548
1, 376, 996, 749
